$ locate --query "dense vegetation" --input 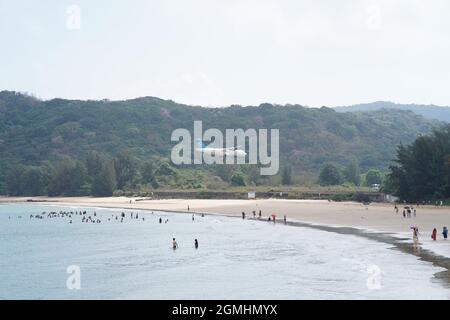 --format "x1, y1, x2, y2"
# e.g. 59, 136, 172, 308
0, 91, 440, 196
387, 125, 450, 202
